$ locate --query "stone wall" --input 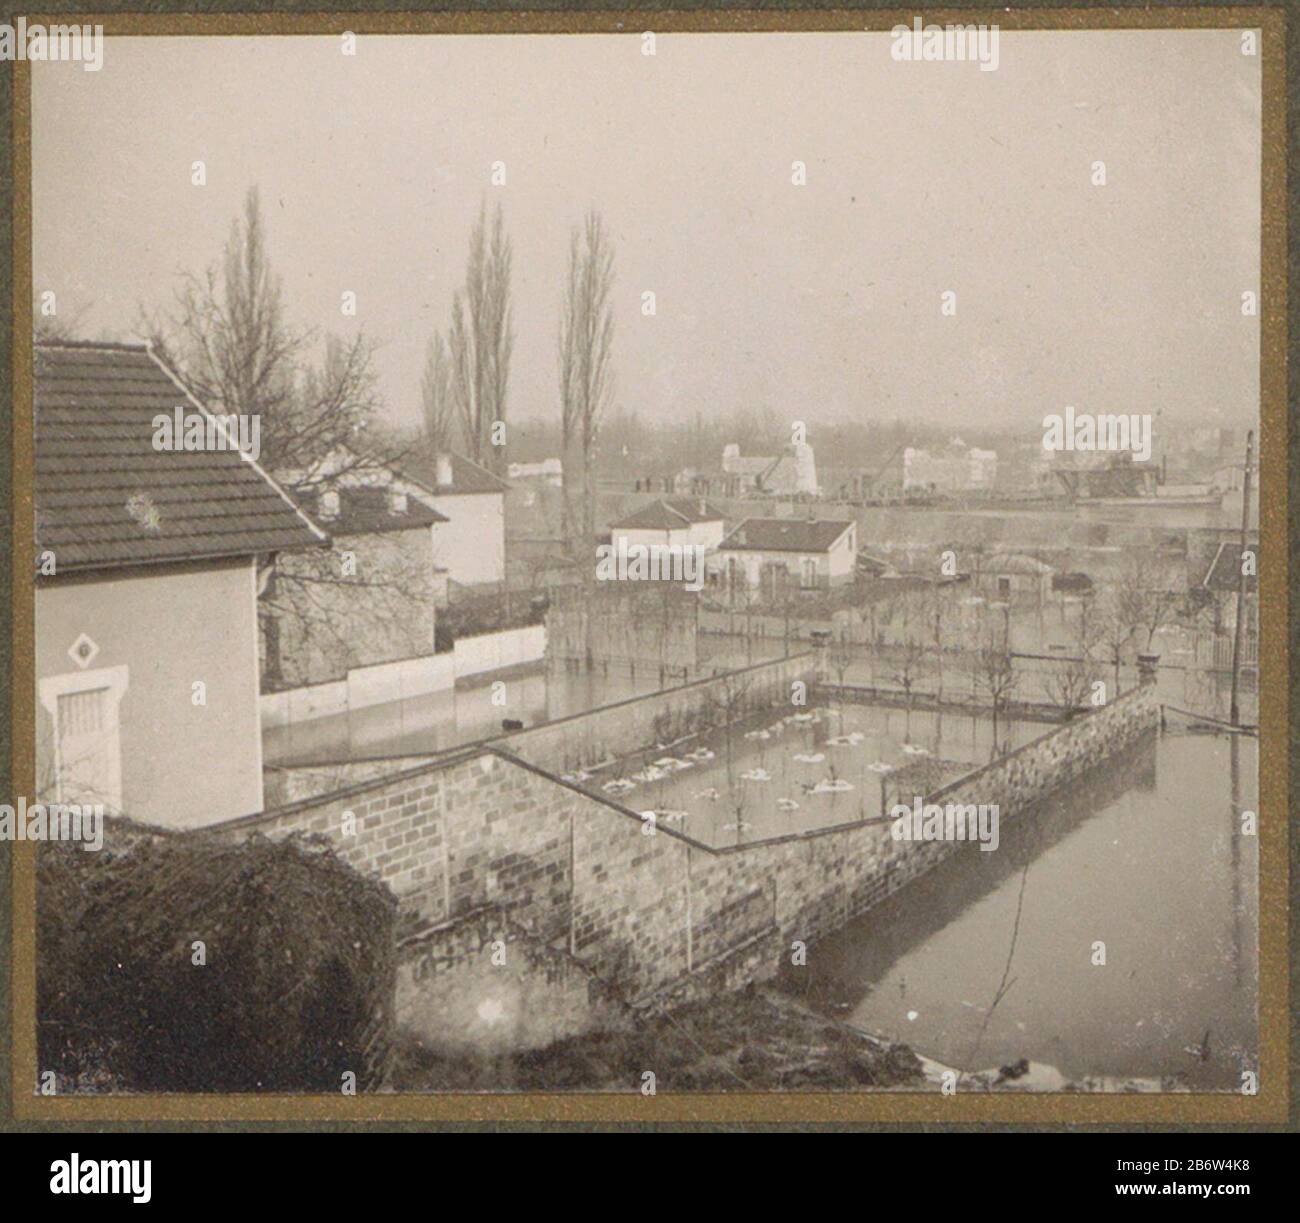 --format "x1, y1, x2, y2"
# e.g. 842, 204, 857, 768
265, 526, 437, 689
395, 904, 630, 1055
227, 676, 1159, 1027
